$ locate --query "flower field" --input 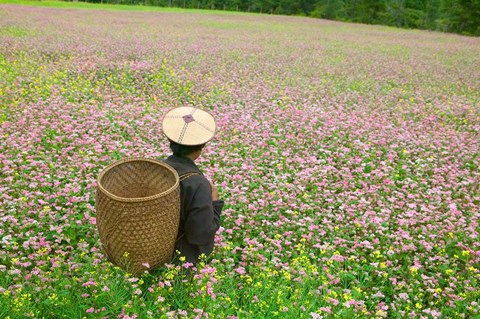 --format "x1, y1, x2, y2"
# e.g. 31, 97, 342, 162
1, 2, 479, 318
